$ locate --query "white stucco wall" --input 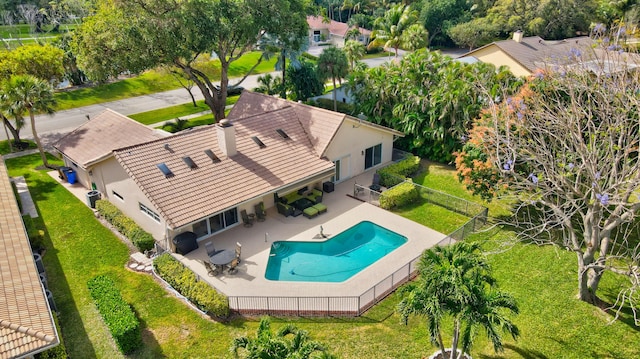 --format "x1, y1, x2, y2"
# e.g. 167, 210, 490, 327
323, 118, 396, 182
92, 157, 167, 241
